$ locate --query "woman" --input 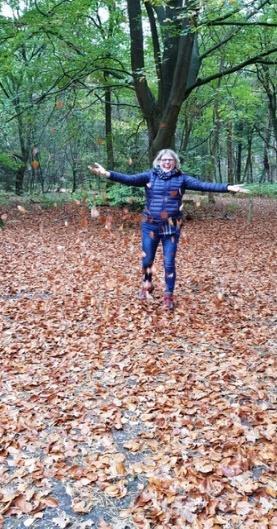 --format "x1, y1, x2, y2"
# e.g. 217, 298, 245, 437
88, 149, 248, 310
